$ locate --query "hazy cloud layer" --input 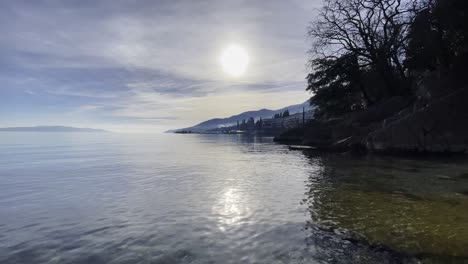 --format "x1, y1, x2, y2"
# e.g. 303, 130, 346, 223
0, 0, 320, 132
